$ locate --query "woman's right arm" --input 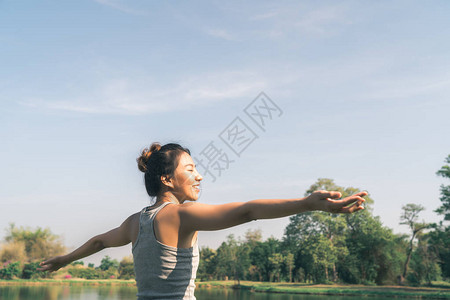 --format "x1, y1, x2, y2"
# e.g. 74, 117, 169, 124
38, 212, 139, 272
178, 191, 366, 232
